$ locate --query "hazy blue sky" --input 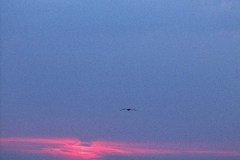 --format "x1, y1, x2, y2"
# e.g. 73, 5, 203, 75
1, 0, 240, 160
